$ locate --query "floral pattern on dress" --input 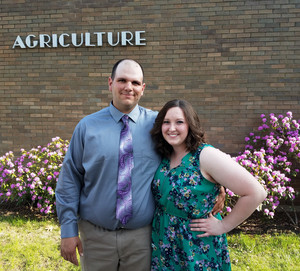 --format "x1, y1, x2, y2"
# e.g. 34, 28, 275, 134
151, 144, 231, 271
